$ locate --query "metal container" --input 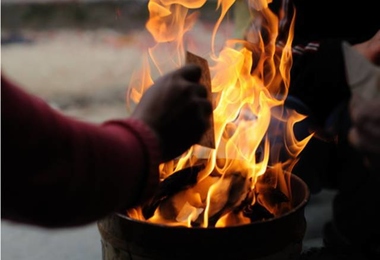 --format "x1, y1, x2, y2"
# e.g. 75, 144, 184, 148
98, 172, 310, 260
